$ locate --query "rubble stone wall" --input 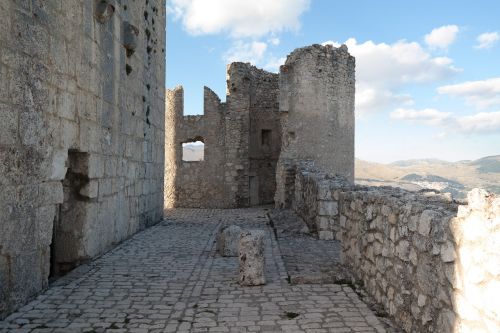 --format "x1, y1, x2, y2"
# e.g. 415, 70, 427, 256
165, 63, 280, 208
292, 165, 500, 332
0, 0, 165, 318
